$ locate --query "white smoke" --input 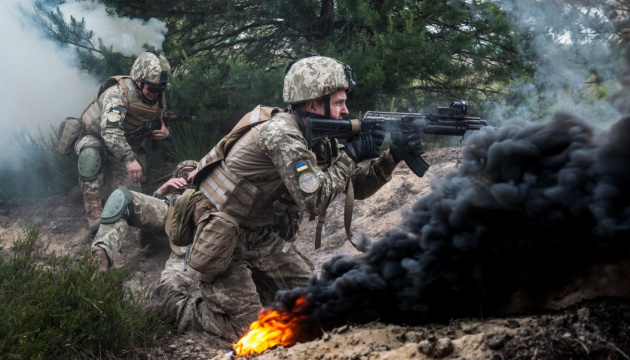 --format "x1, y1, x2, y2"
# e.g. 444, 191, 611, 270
482, 0, 624, 127
0, 0, 167, 165
57, 0, 167, 57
